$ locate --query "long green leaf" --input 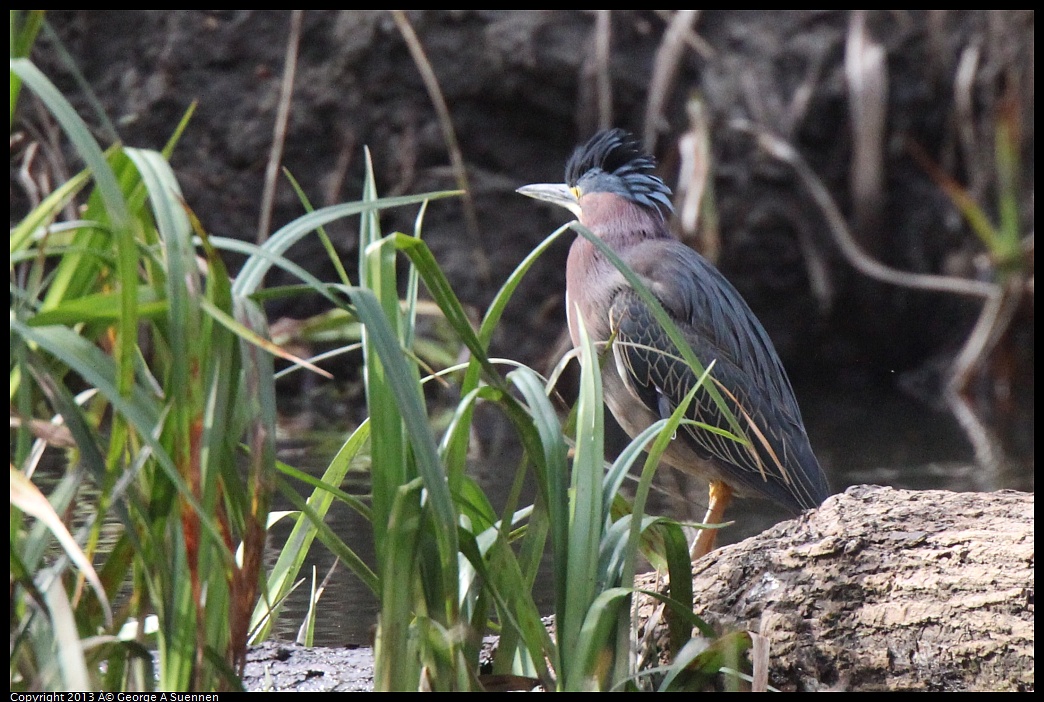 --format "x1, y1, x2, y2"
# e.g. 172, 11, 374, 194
11, 467, 112, 626
12, 58, 138, 398
505, 367, 569, 620
559, 315, 604, 687
567, 587, 632, 691
233, 191, 460, 297
393, 233, 501, 383
250, 420, 373, 641
10, 321, 232, 567
348, 288, 458, 573
10, 167, 91, 255
374, 478, 425, 691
